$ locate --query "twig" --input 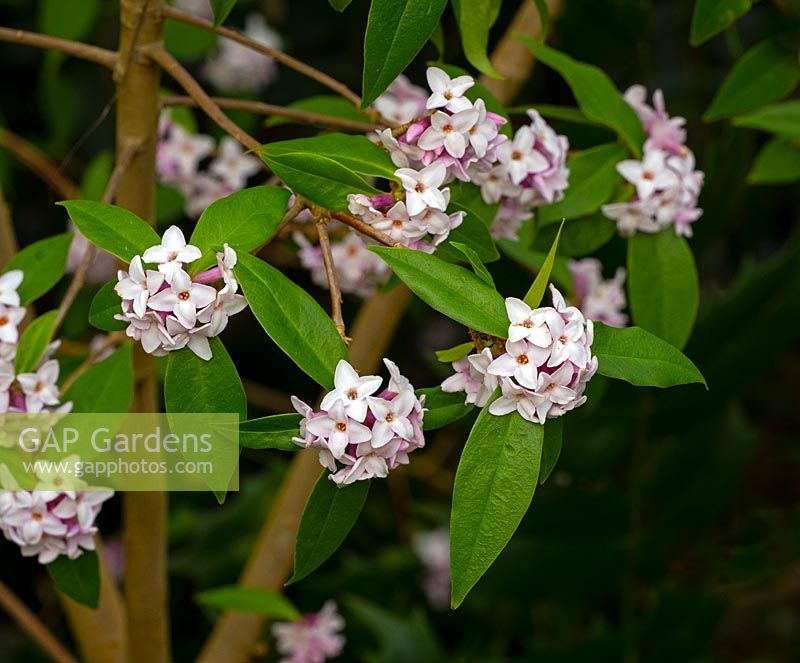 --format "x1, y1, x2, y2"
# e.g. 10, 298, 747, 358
0, 128, 80, 200
142, 45, 261, 151
0, 580, 78, 663
316, 219, 348, 343
52, 139, 141, 337
162, 96, 379, 133
161, 5, 363, 110
329, 210, 399, 248
0, 26, 117, 69
59, 334, 123, 396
